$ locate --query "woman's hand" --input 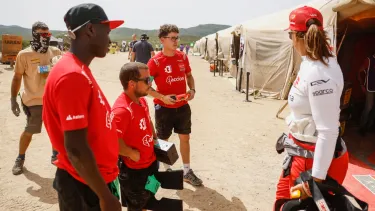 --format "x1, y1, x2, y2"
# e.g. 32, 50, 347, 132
290, 181, 312, 200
